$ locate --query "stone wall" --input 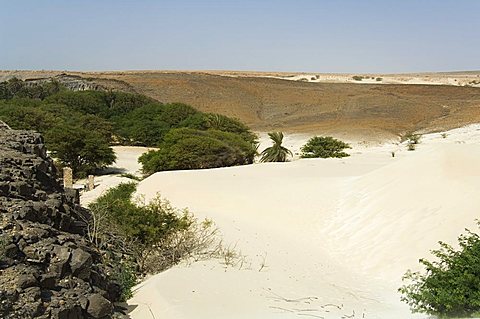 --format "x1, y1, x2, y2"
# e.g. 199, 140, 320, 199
0, 128, 126, 318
